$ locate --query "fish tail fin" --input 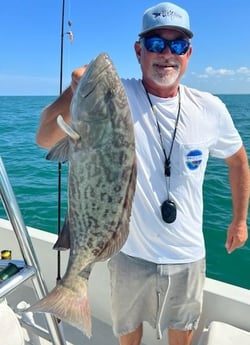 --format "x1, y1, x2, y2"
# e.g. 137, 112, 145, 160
28, 280, 91, 337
